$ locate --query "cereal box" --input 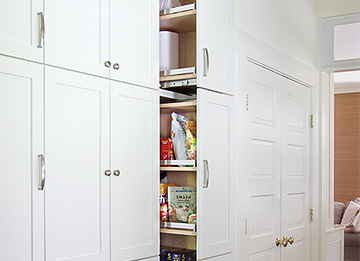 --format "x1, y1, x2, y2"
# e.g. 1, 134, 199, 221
168, 186, 196, 223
